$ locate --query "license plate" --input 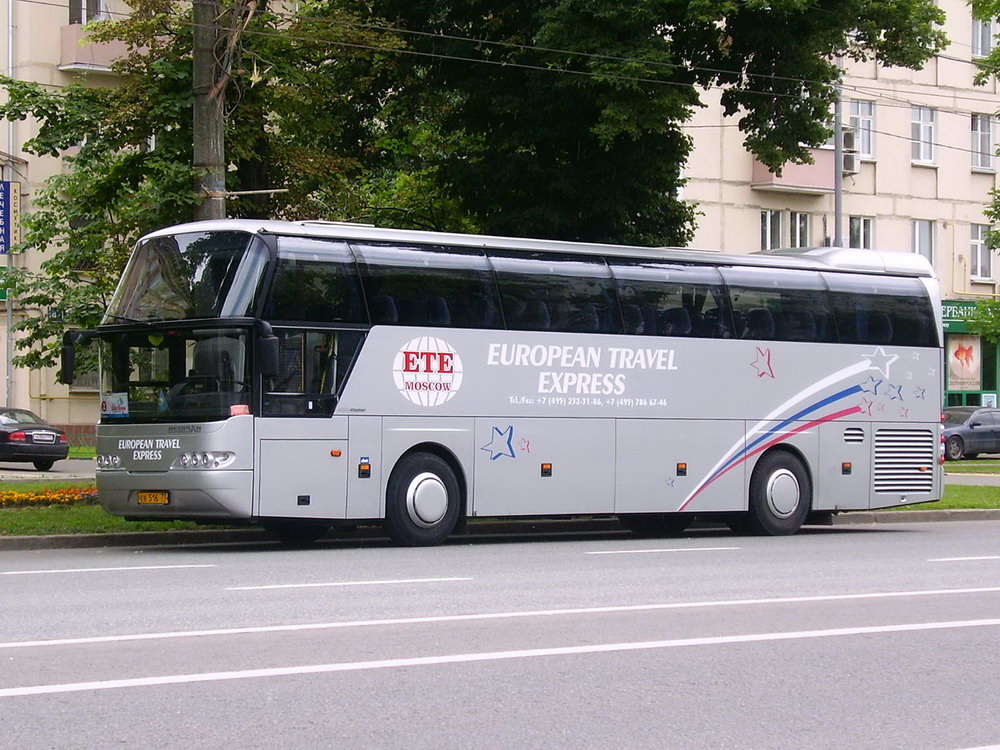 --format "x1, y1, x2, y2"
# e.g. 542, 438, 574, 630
137, 491, 169, 505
